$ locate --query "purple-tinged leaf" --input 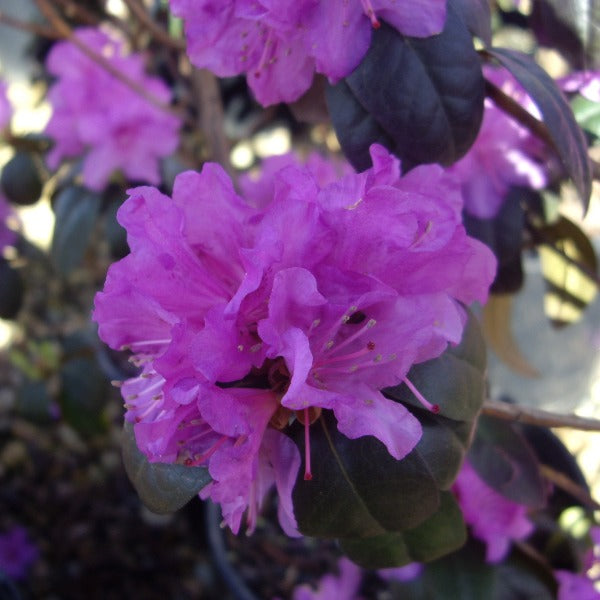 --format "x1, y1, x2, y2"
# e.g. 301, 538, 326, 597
483, 47, 592, 212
